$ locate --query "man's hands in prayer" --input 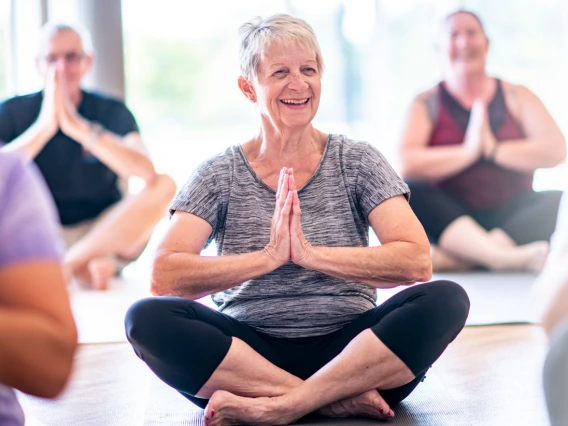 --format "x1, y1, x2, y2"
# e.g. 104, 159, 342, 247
54, 68, 91, 143
38, 65, 91, 145
36, 65, 59, 138
264, 167, 312, 267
